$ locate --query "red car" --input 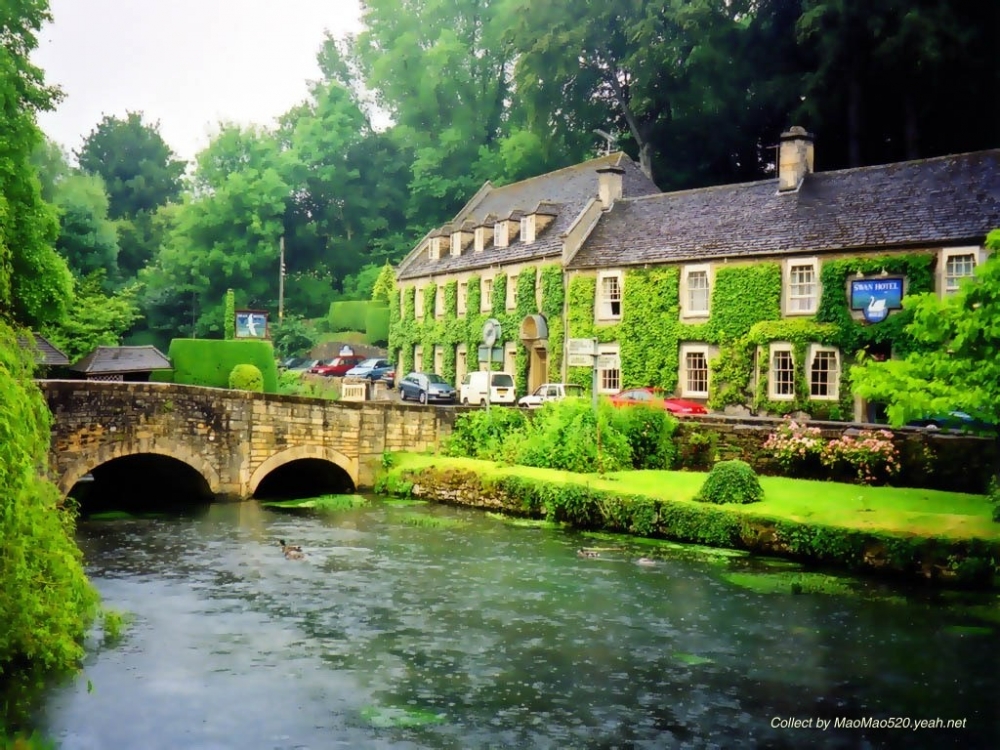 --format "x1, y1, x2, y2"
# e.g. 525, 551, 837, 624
609, 387, 708, 415
308, 356, 365, 377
